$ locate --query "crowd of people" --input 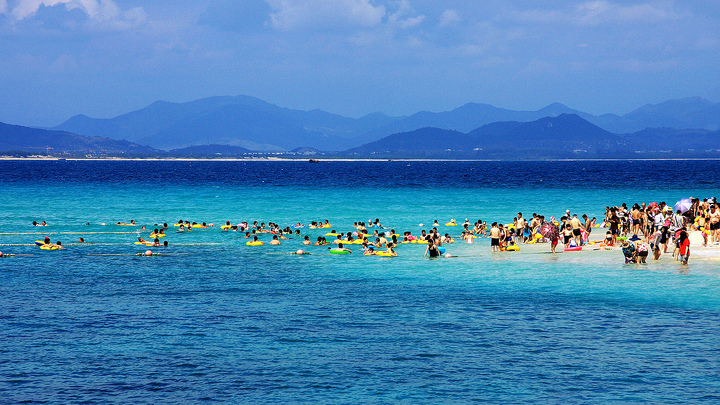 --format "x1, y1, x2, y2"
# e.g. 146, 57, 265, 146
14, 199, 719, 265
